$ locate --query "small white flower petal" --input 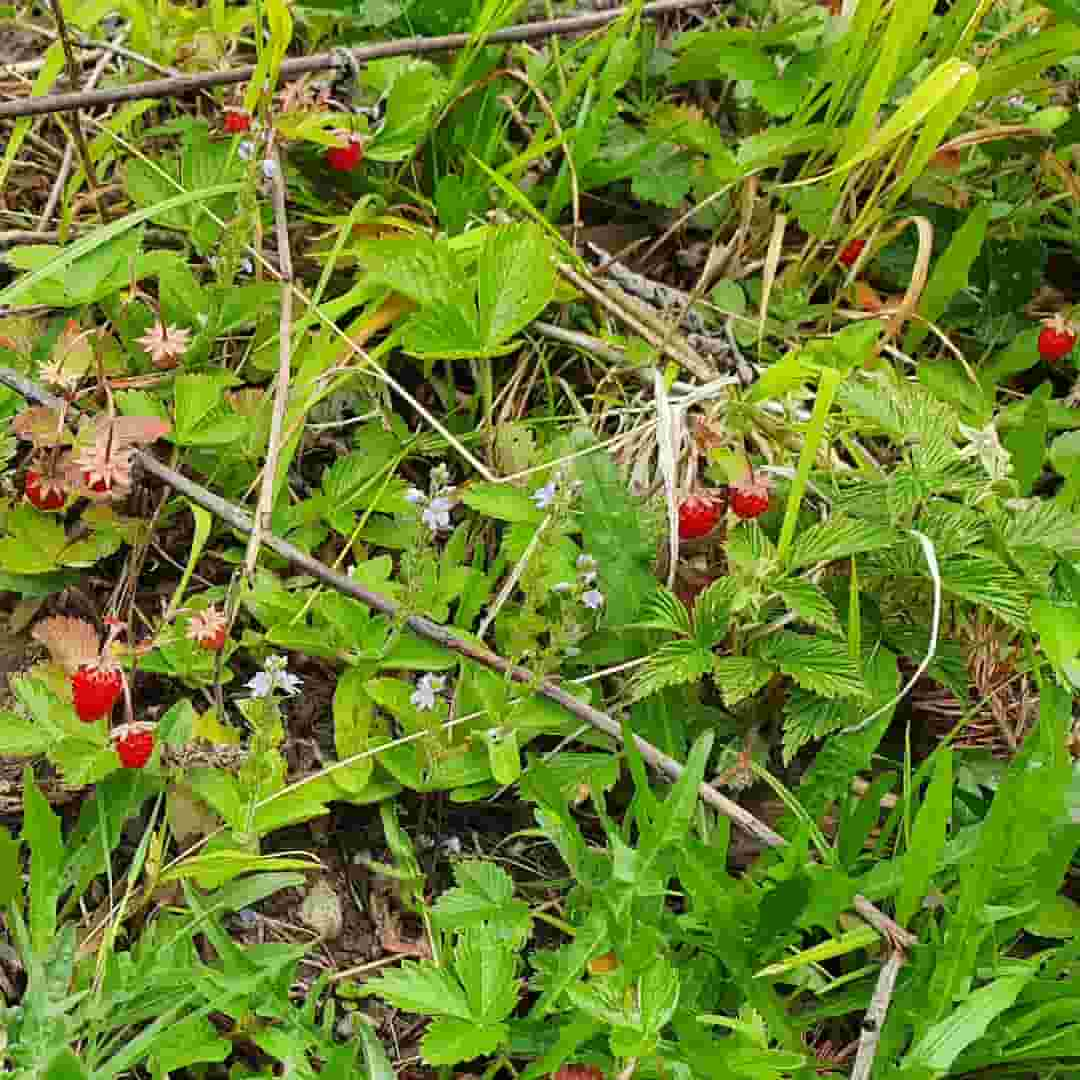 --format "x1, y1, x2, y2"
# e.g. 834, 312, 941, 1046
582, 589, 605, 610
